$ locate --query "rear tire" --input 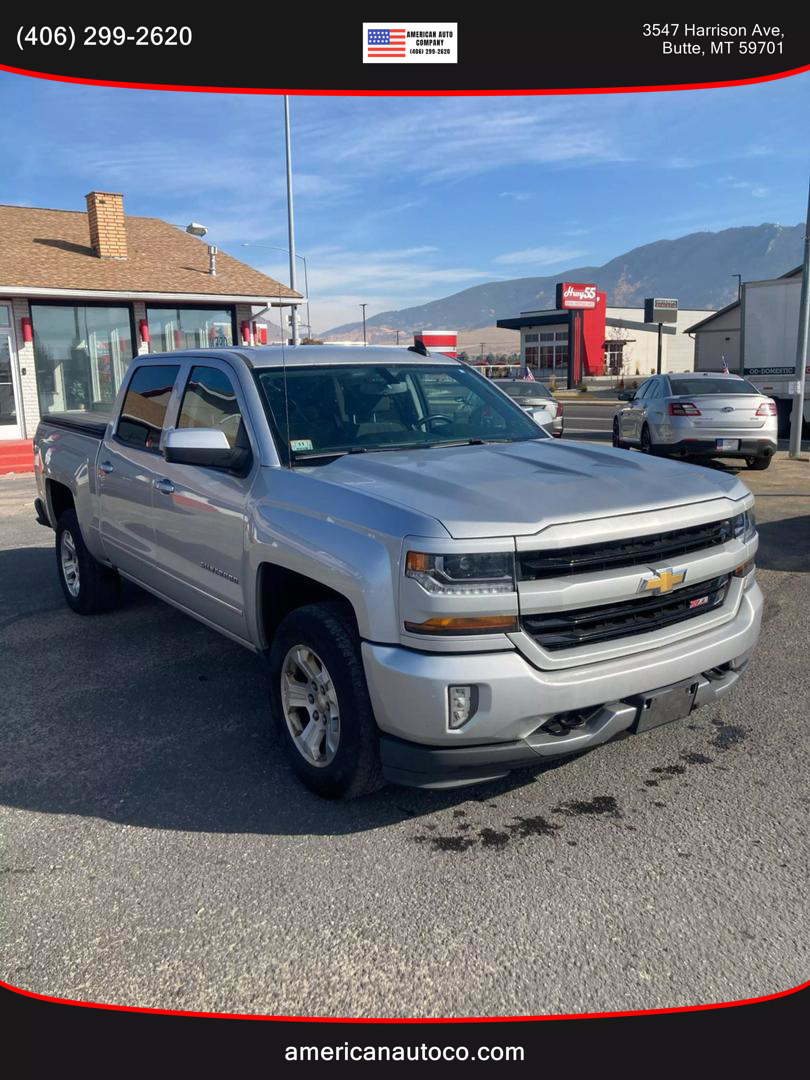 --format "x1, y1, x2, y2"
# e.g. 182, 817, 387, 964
640, 424, 654, 454
612, 418, 622, 448
268, 601, 384, 799
746, 455, 772, 471
55, 509, 121, 614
